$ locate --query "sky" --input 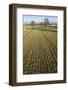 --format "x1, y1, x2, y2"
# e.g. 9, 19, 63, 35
23, 15, 57, 24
